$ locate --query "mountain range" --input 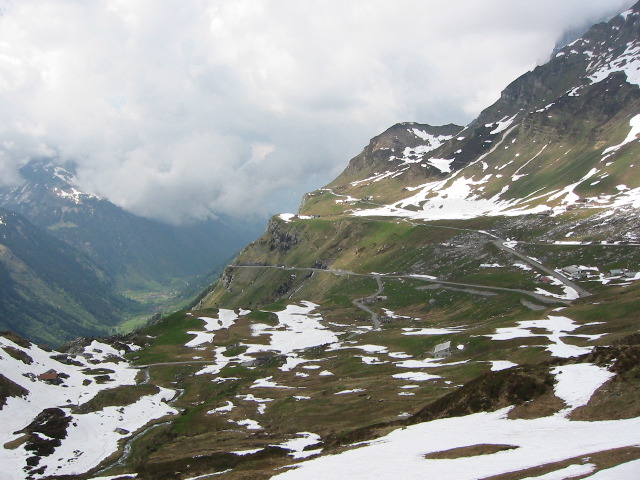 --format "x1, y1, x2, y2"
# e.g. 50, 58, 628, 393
1, 3, 640, 479
0, 159, 264, 345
